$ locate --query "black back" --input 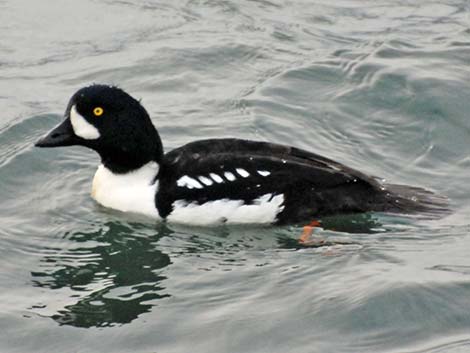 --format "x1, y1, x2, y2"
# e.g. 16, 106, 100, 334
156, 138, 388, 223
